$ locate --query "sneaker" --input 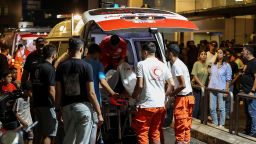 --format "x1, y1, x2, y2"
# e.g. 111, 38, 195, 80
219, 125, 225, 129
